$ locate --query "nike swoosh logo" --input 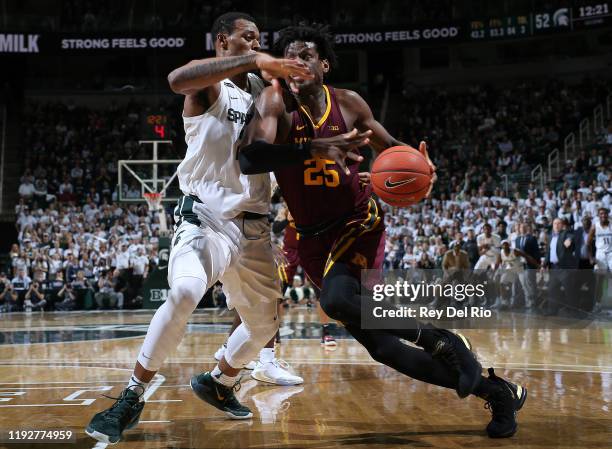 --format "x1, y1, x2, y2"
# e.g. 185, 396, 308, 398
215, 386, 225, 401
296, 124, 306, 130
230, 96, 239, 99
384, 177, 416, 189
